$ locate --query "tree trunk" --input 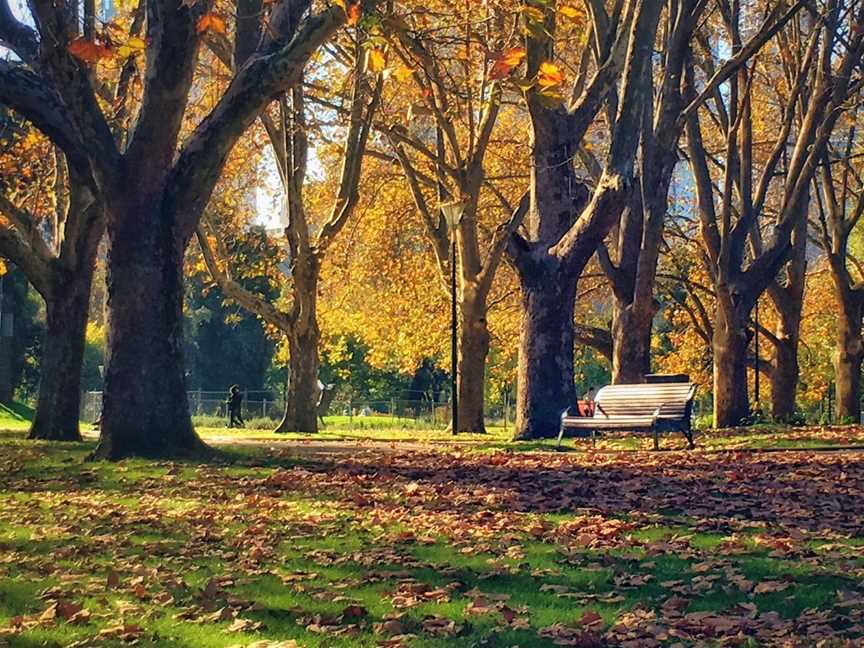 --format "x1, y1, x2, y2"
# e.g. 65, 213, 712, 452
835, 307, 863, 423
770, 323, 800, 422
276, 323, 320, 433
768, 212, 807, 422
610, 300, 654, 384
457, 294, 490, 433
514, 276, 577, 439
712, 298, 750, 428
28, 270, 93, 442
91, 207, 204, 460
275, 256, 320, 434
